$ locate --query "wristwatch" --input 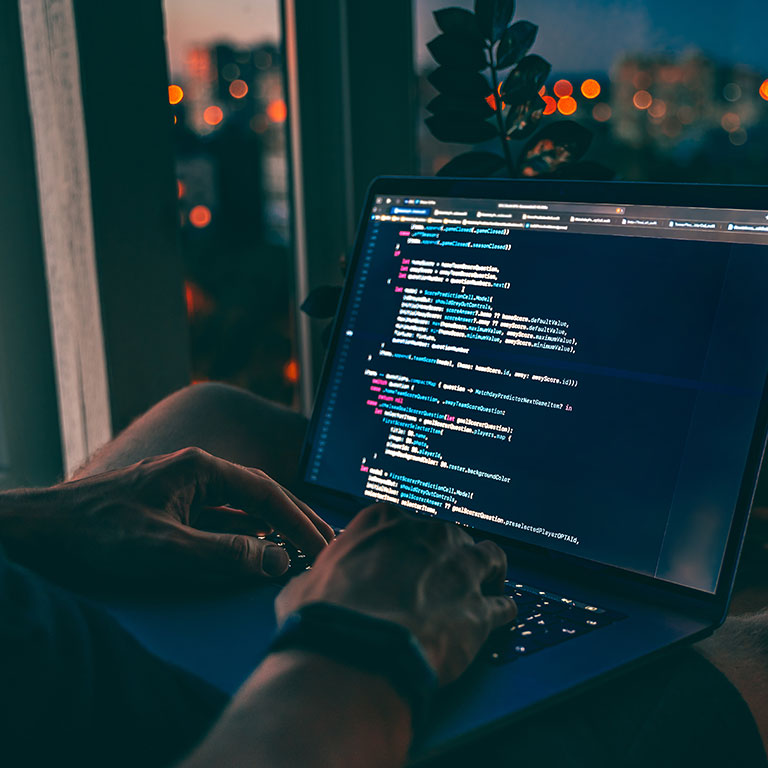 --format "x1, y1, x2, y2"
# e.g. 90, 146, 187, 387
267, 601, 438, 732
